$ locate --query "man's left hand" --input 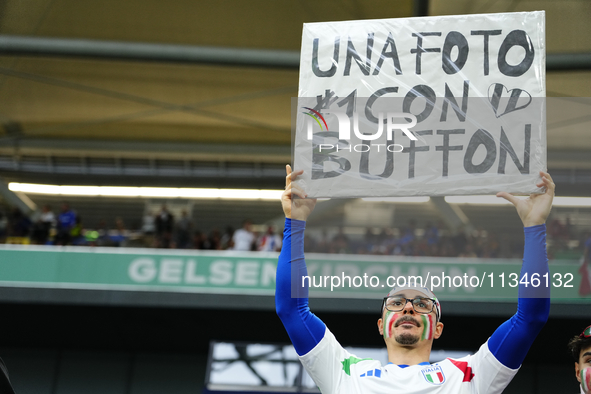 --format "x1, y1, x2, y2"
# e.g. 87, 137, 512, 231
496, 171, 555, 227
